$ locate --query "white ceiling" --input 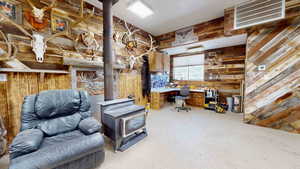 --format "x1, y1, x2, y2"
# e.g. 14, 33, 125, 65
162, 34, 247, 55
112, 0, 249, 36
